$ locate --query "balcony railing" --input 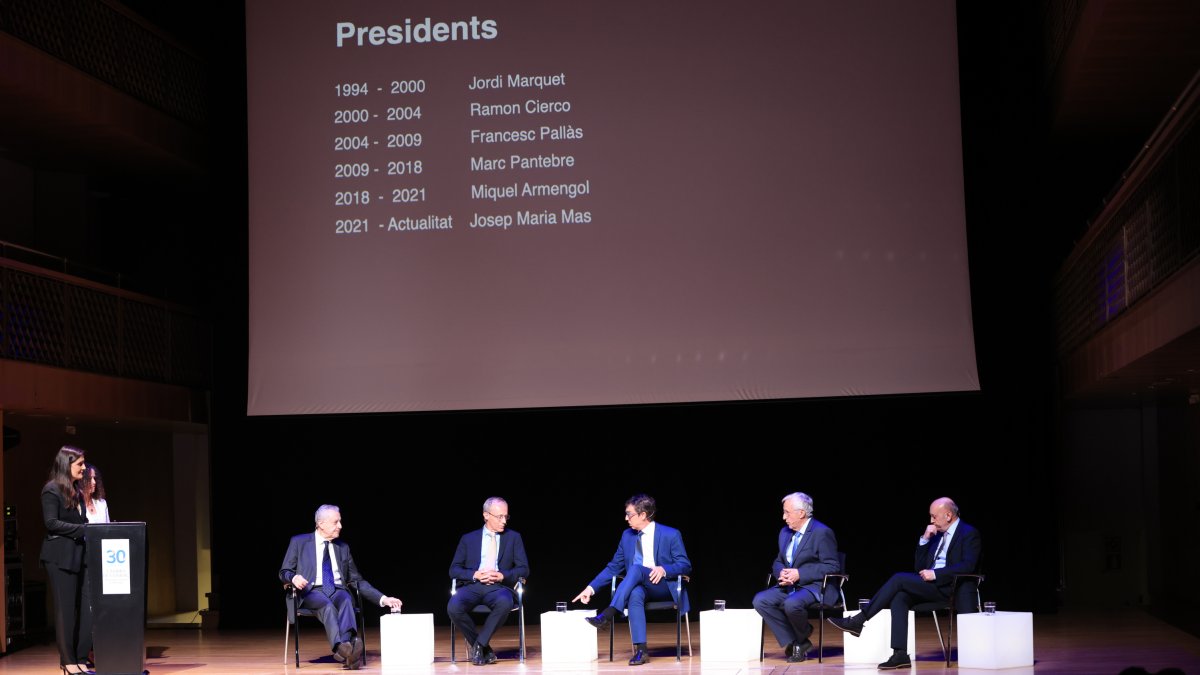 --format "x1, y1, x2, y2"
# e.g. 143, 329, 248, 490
1054, 71, 1200, 356
0, 243, 210, 388
0, 0, 206, 128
